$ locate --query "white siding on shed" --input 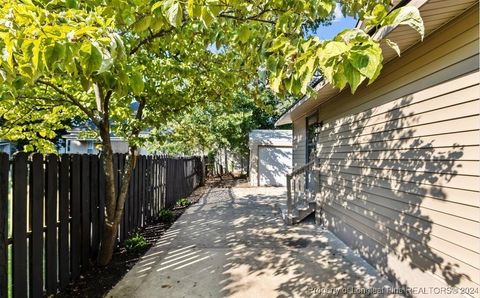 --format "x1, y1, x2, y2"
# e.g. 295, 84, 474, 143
258, 146, 292, 186
249, 130, 292, 186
